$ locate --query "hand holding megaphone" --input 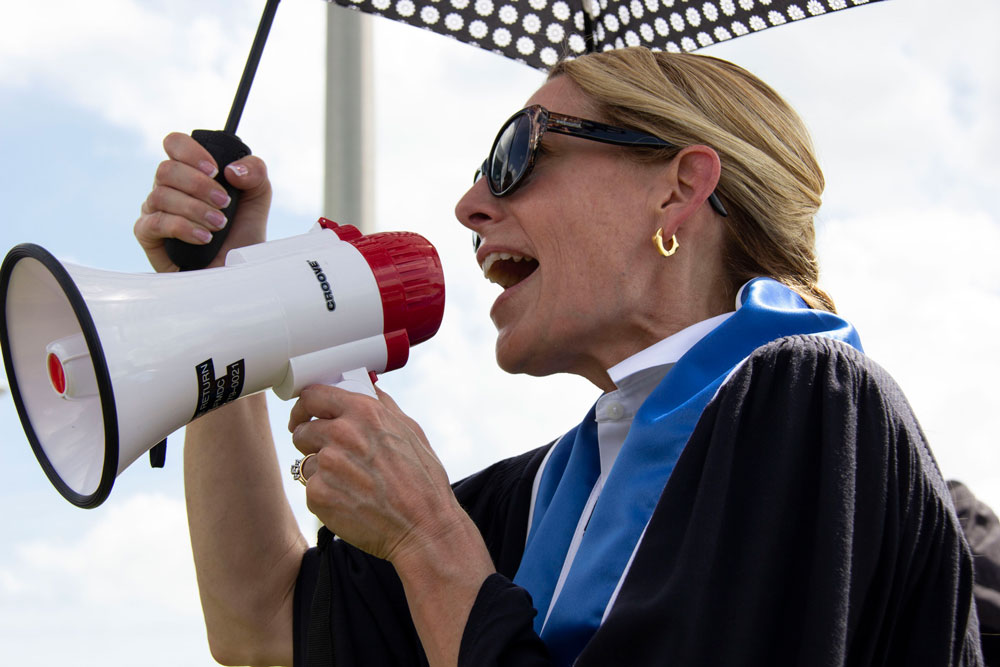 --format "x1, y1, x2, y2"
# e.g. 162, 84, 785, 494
0, 220, 445, 508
